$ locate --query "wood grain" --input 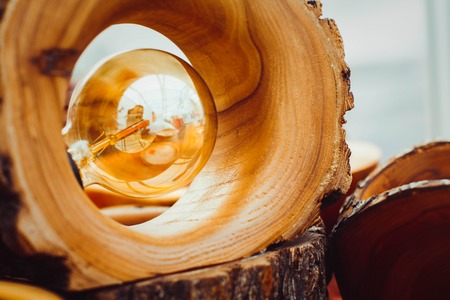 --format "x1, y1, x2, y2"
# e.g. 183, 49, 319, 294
0, 0, 352, 290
